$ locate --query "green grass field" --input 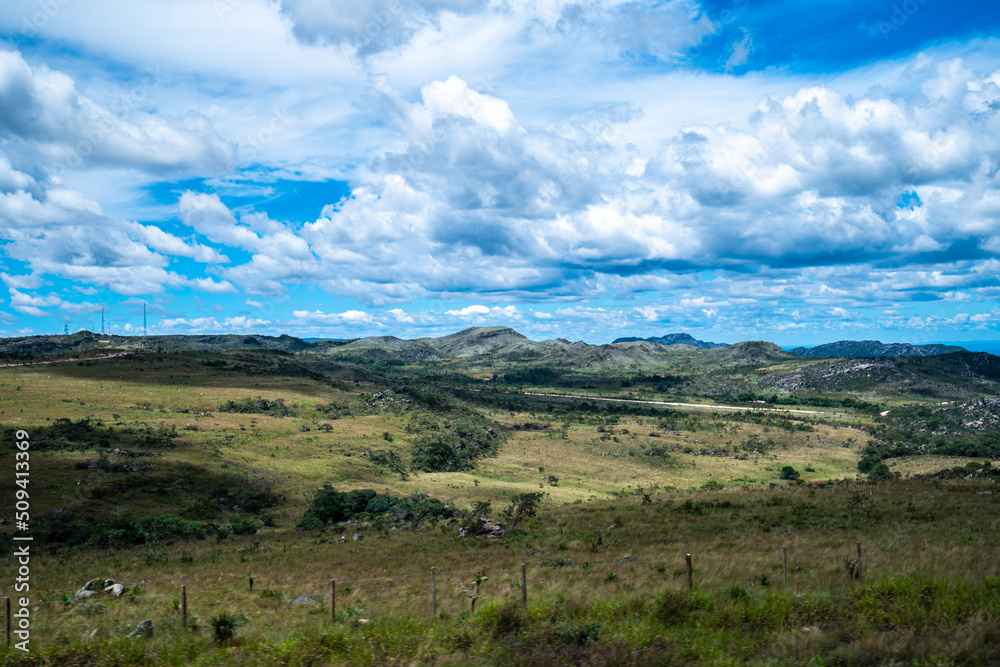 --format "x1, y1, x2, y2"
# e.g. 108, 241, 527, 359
2, 349, 999, 665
